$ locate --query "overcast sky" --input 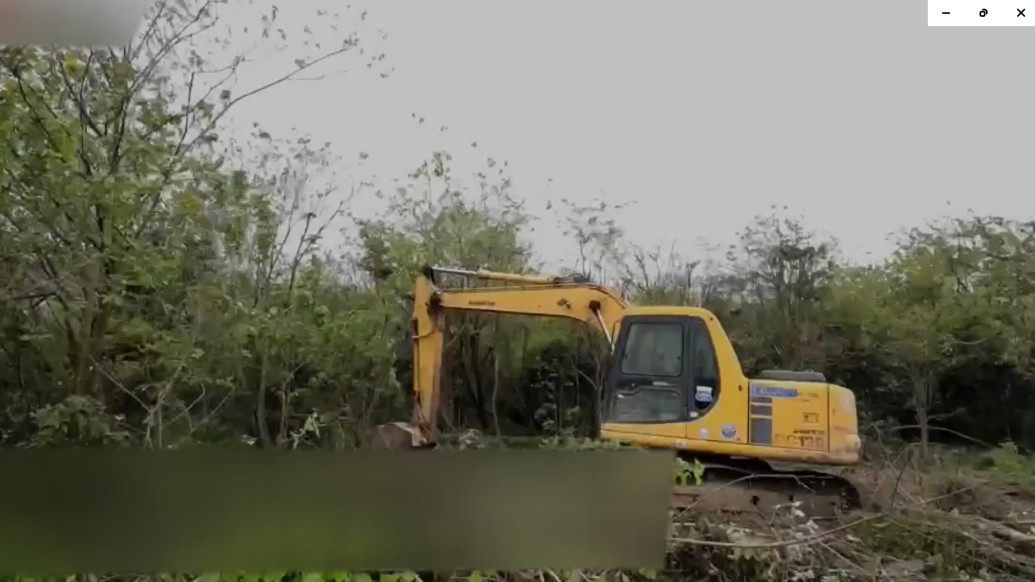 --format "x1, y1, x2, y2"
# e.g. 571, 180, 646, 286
216, 0, 1034, 273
